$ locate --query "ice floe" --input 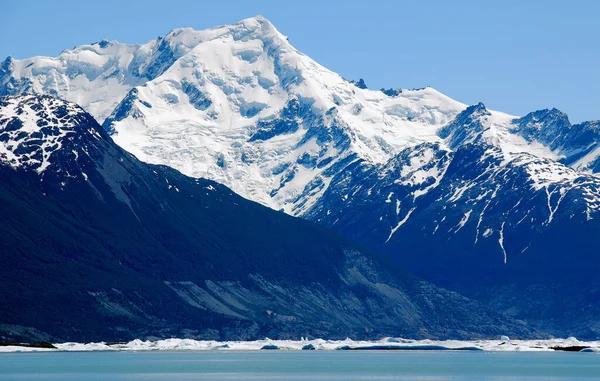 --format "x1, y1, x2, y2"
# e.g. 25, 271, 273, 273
2, 337, 599, 353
